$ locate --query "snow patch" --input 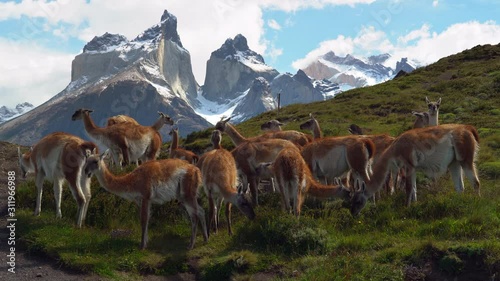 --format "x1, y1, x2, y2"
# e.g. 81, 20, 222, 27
194, 89, 249, 125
